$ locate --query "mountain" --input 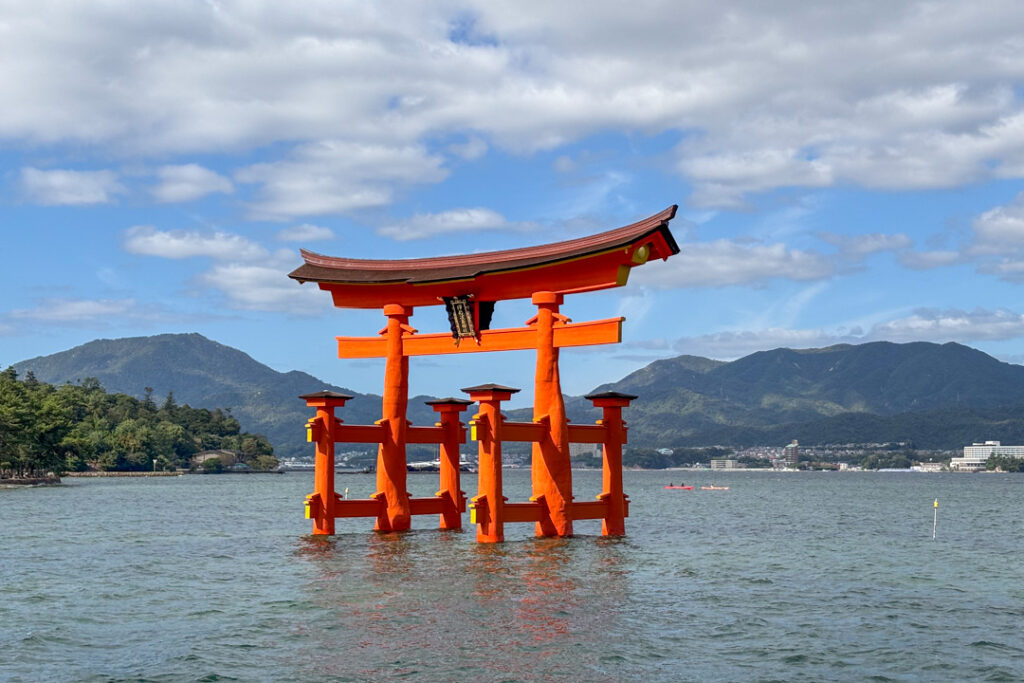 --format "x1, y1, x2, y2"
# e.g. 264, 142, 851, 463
12, 335, 1024, 454
11, 333, 437, 459
593, 341, 1024, 448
